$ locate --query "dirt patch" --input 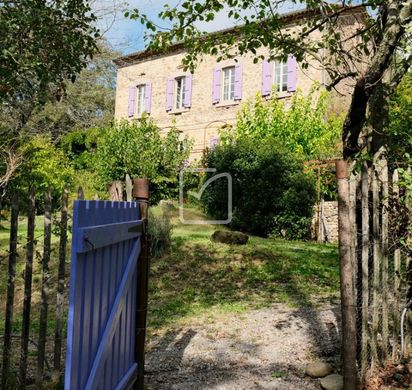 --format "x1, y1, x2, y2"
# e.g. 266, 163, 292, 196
145, 303, 341, 389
